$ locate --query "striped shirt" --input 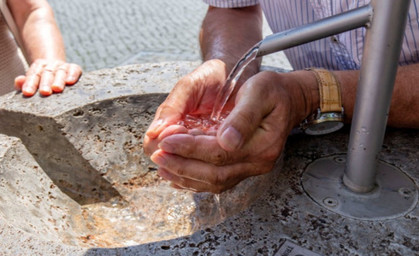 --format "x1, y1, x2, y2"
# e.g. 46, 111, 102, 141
203, 0, 419, 70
